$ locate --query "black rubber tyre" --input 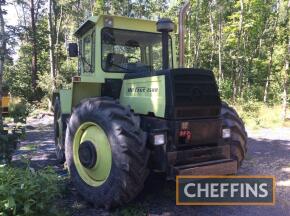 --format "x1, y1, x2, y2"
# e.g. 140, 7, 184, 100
65, 97, 149, 208
53, 97, 66, 163
221, 102, 248, 167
